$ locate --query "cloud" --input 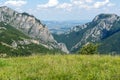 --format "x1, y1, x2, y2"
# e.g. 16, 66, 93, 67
107, 3, 115, 7
37, 0, 59, 9
71, 0, 114, 9
71, 0, 84, 5
56, 3, 72, 11
37, 0, 115, 11
71, 0, 94, 5
4, 0, 27, 7
85, 0, 93, 3
93, 0, 109, 8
